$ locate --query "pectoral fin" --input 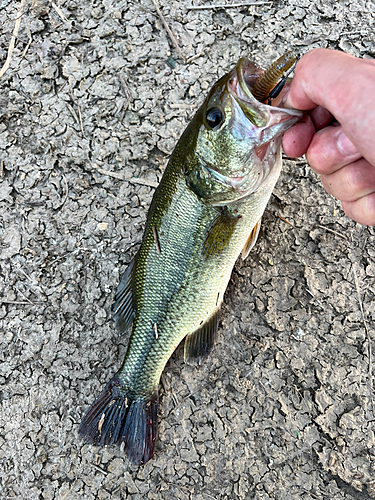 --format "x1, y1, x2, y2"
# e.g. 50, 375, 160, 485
184, 309, 220, 365
202, 207, 241, 259
112, 258, 137, 334
241, 218, 261, 260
